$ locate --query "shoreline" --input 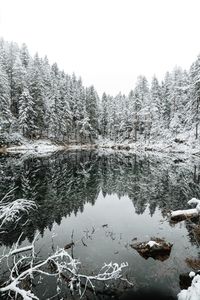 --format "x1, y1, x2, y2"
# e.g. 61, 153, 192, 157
0, 139, 200, 157
1, 140, 98, 155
